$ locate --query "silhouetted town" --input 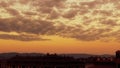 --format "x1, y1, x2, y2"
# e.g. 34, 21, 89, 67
0, 51, 120, 68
